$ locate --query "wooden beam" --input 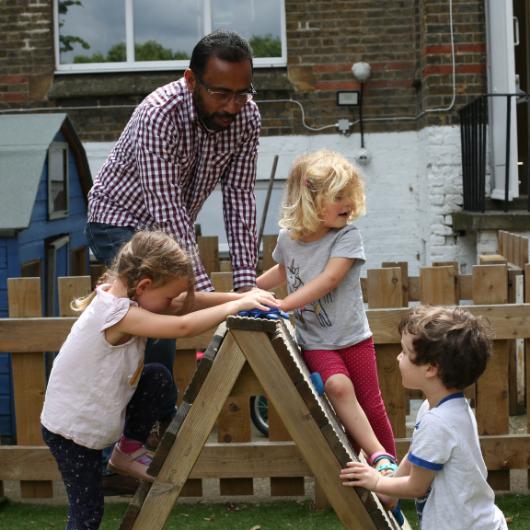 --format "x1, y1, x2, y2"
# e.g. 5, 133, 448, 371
131, 334, 247, 529
232, 328, 381, 530
0, 319, 216, 352
2, 434, 529, 481
3, 304, 530, 353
